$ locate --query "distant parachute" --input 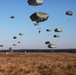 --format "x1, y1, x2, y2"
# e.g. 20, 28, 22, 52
19, 33, 23, 36
54, 28, 62, 32
13, 36, 17, 39
30, 12, 49, 24
66, 11, 73, 21
53, 34, 60, 38
27, 0, 43, 6
45, 41, 50, 44
48, 44, 56, 48
9, 47, 12, 50
9, 47, 13, 52
46, 29, 51, 32
10, 16, 15, 19
13, 44, 16, 46
66, 11, 73, 16
18, 41, 20, 43
0, 45, 3, 47
38, 30, 41, 34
